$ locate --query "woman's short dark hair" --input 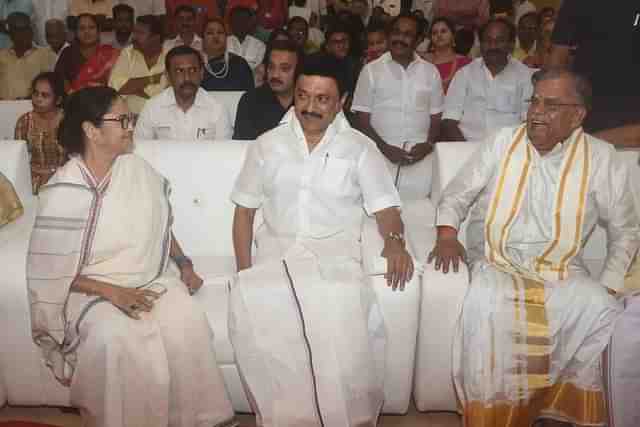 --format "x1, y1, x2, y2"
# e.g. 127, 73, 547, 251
76, 13, 100, 34
31, 72, 65, 107
58, 87, 120, 156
